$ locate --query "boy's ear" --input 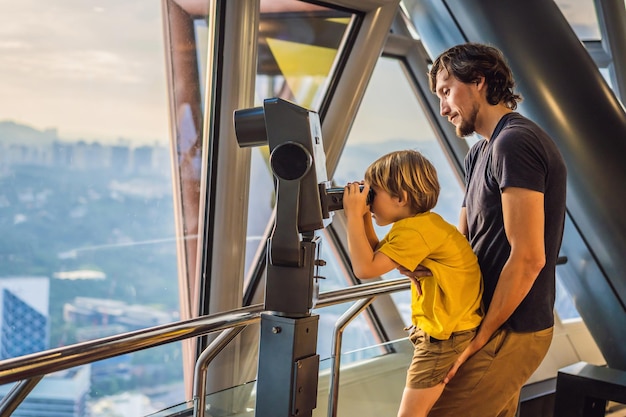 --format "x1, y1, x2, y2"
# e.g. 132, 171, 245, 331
396, 190, 409, 206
